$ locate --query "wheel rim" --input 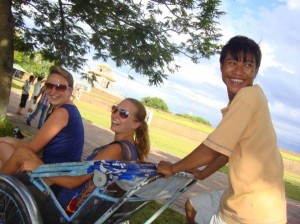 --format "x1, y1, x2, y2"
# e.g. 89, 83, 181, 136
0, 190, 26, 224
